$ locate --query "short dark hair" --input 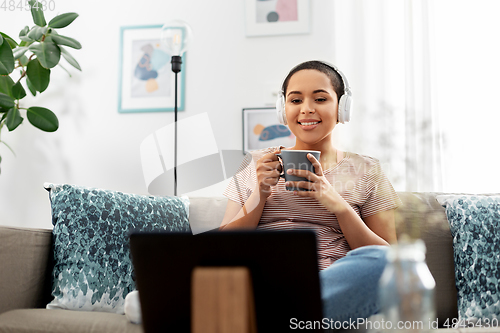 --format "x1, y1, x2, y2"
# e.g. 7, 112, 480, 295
281, 60, 345, 102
